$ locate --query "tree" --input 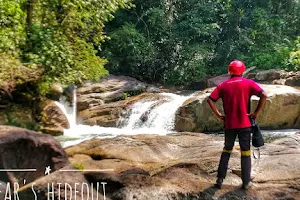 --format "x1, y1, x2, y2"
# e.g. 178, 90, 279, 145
102, 0, 300, 85
0, 0, 133, 94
